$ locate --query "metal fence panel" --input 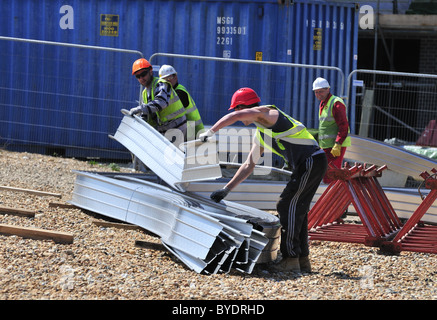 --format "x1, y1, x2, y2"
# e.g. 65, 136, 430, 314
347, 69, 437, 144
149, 52, 345, 129
0, 37, 142, 158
